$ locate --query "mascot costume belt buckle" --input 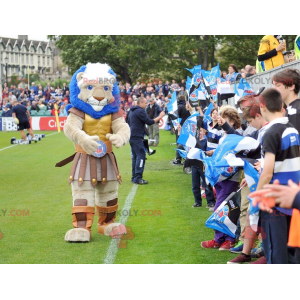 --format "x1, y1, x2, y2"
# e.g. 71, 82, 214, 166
92, 141, 107, 158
